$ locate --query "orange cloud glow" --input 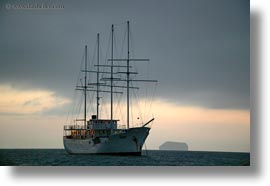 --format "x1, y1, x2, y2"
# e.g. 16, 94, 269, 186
0, 85, 70, 114
151, 100, 249, 126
